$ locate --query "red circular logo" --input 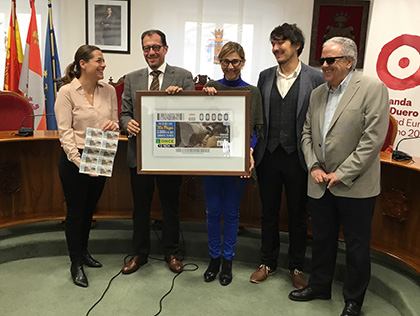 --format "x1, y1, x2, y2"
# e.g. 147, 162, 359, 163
376, 34, 420, 90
